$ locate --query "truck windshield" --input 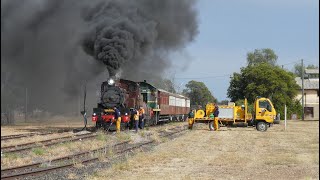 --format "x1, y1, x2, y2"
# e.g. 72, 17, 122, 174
259, 100, 272, 111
